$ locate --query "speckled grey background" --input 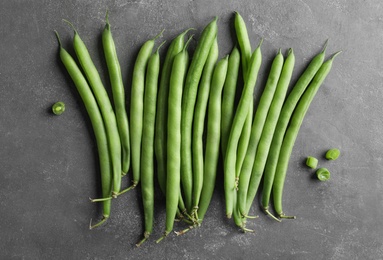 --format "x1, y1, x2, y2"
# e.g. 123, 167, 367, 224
1, 0, 383, 259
